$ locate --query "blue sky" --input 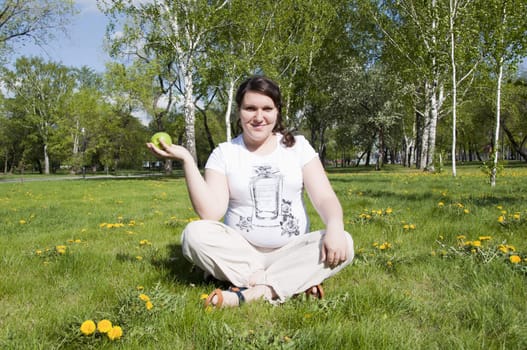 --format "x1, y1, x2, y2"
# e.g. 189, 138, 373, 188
15, 0, 109, 72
